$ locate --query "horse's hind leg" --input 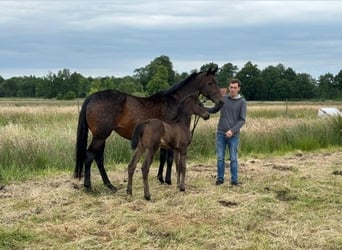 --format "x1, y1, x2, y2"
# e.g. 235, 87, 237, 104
87, 138, 116, 192
84, 151, 94, 191
165, 149, 174, 185
94, 140, 117, 192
